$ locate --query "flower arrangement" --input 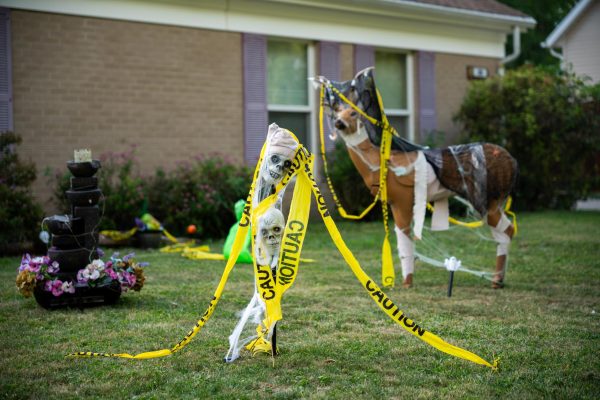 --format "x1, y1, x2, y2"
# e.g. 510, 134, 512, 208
16, 255, 75, 297
76, 252, 147, 292
16, 251, 147, 298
